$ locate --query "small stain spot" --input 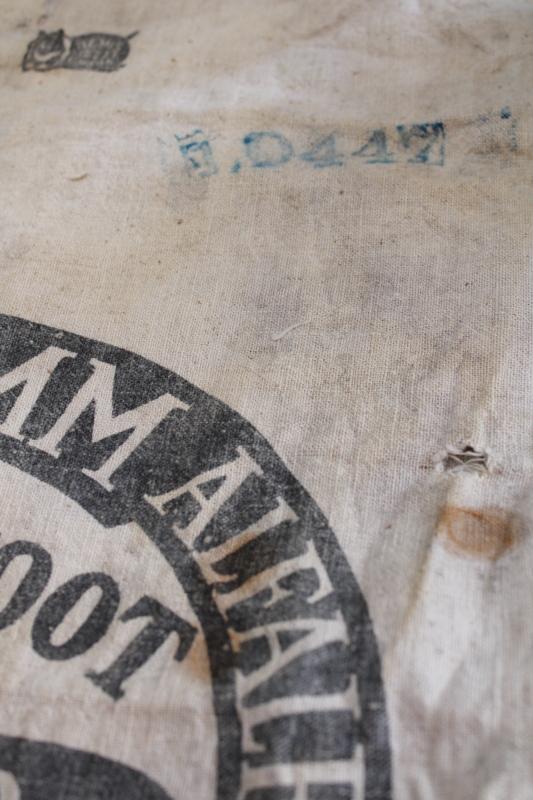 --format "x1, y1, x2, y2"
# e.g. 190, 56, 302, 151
68, 173, 88, 182
438, 506, 517, 560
